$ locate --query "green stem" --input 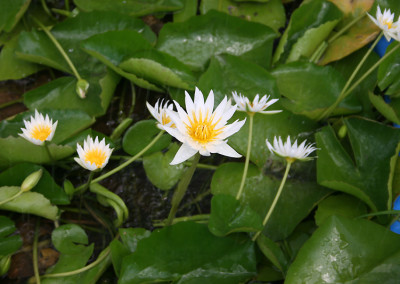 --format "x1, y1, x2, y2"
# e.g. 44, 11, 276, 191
342, 41, 400, 98
44, 142, 54, 163
42, 246, 111, 278
357, 210, 400, 219
0, 190, 23, 206
252, 161, 292, 241
154, 214, 210, 227
65, 0, 70, 11
0, 98, 23, 109
31, 17, 82, 81
236, 114, 254, 200
40, 0, 53, 18
33, 219, 41, 284
166, 153, 201, 226
76, 131, 165, 192
318, 32, 383, 120
78, 171, 95, 195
